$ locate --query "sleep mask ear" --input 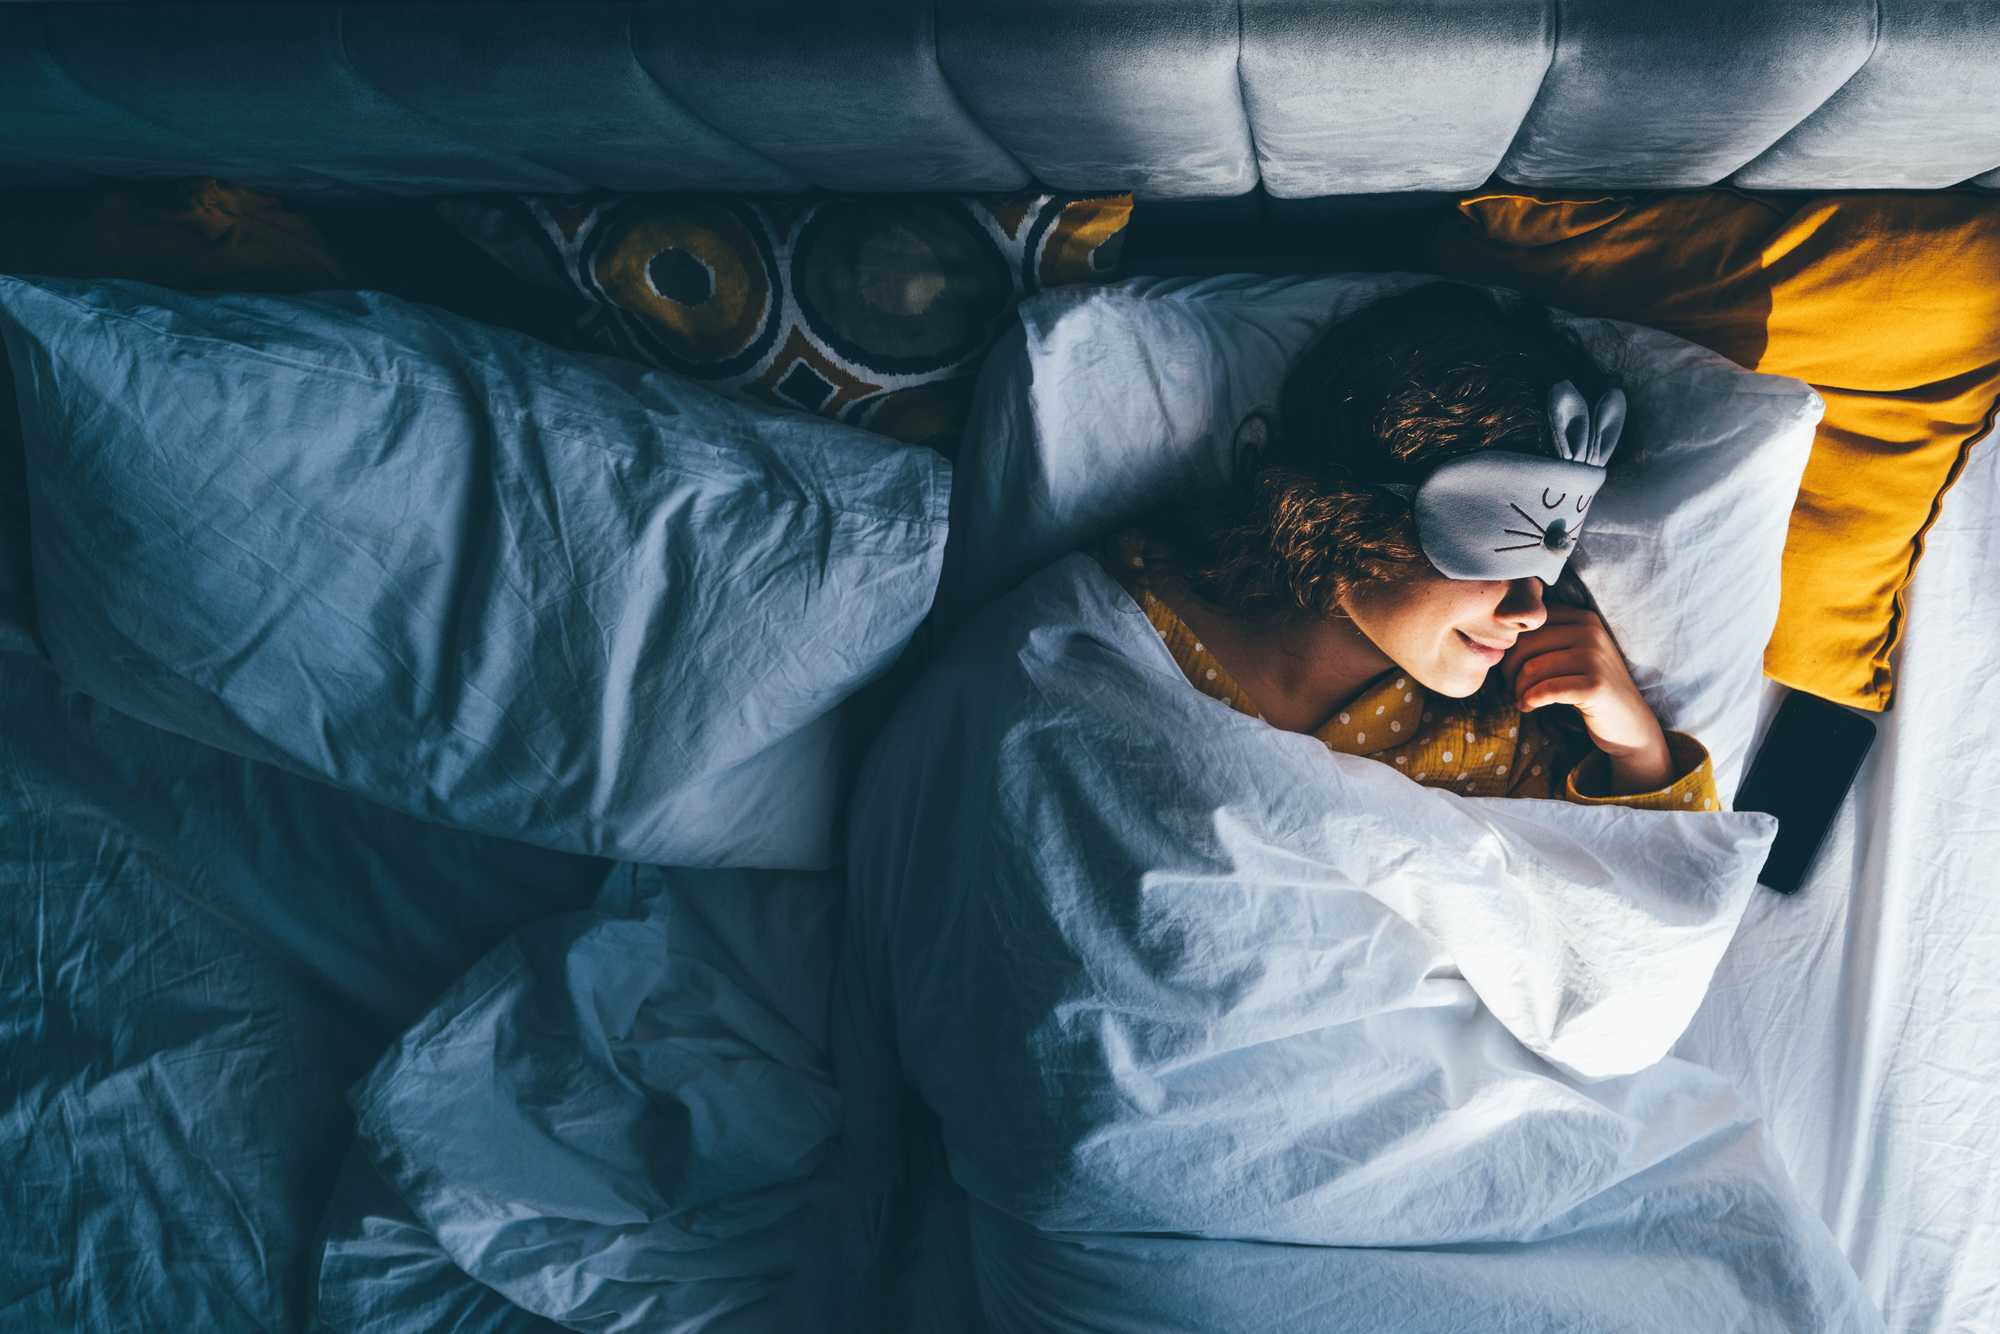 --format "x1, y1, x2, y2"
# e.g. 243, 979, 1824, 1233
1230, 408, 1274, 475
1382, 380, 1628, 583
